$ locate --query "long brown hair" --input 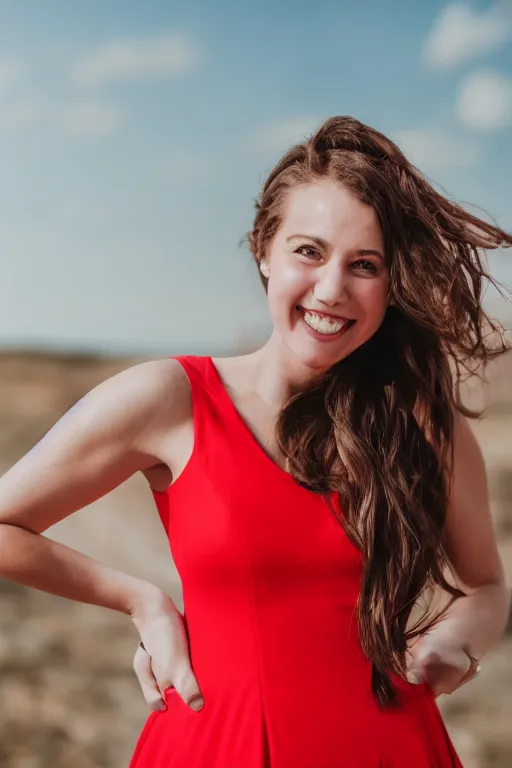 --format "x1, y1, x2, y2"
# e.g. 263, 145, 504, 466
245, 116, 512, 707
